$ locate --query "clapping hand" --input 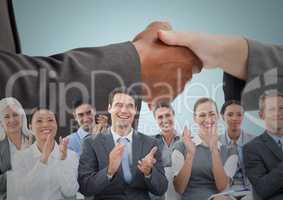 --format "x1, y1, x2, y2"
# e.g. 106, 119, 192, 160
107, 144, 124, 177
59, 136, 69, 160
182, 126, 196, 156
137, 146, 158, 176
